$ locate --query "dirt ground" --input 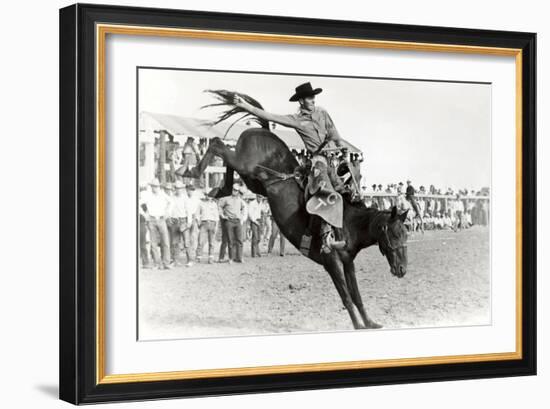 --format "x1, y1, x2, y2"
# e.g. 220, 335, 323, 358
138, 226, 490, 340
